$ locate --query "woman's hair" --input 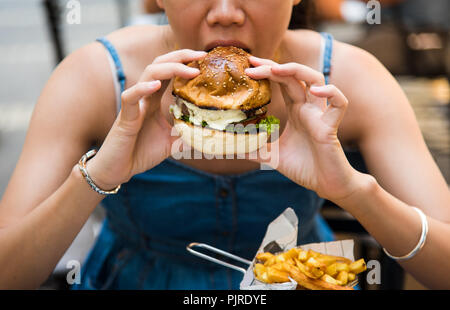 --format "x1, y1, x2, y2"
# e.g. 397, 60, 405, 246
288, 0, 316, 30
